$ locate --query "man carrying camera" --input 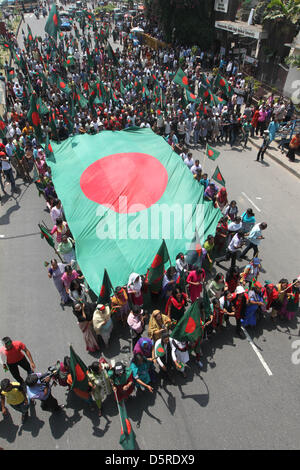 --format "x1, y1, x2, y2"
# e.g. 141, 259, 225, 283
25, 372, 64, 412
